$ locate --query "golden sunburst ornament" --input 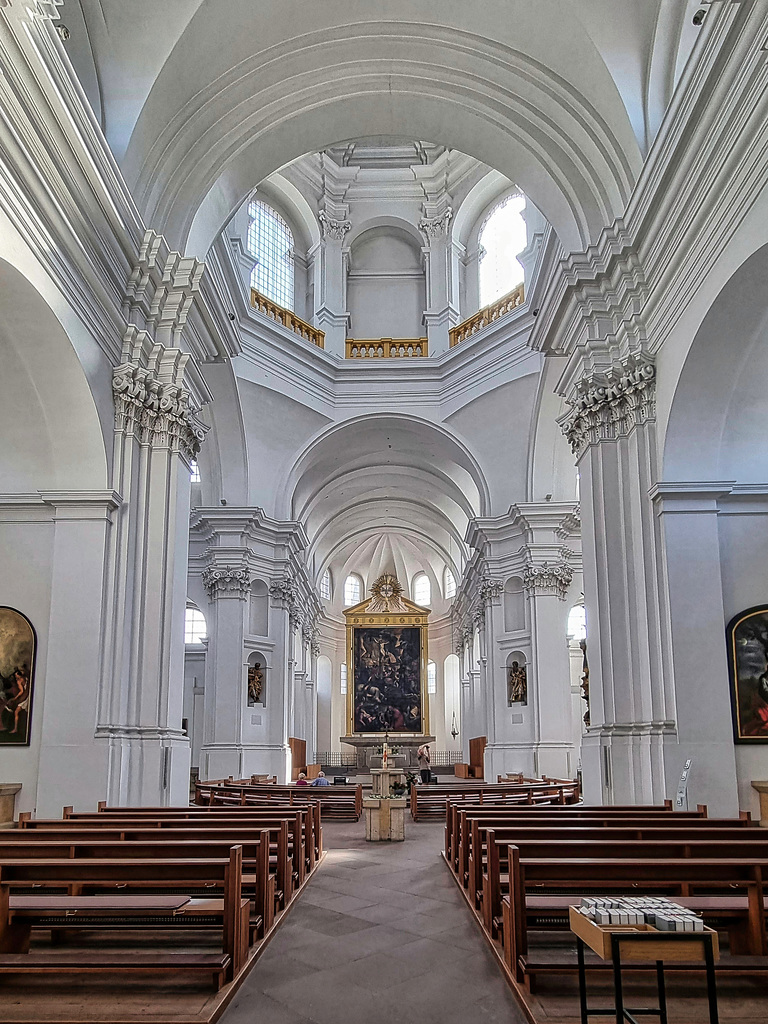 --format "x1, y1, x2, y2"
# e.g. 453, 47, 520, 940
368, 572, 406, 612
